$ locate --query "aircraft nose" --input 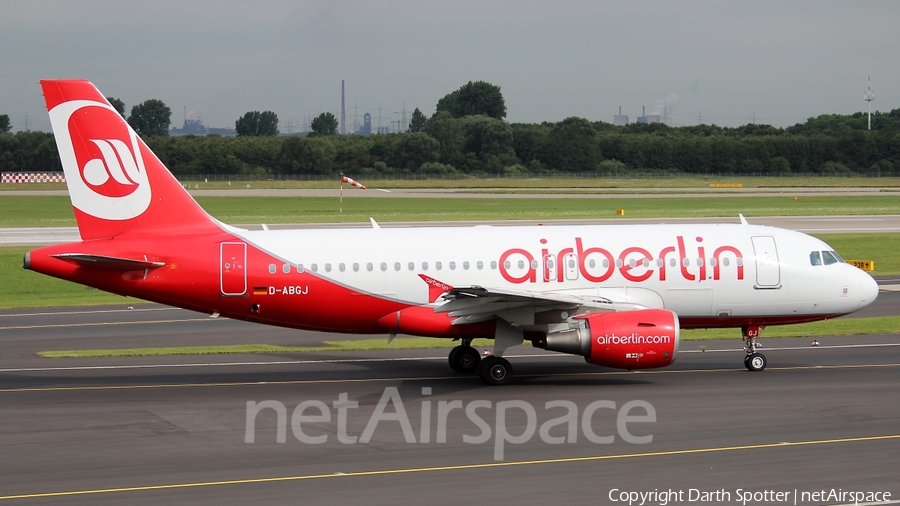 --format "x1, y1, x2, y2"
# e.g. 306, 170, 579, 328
857, 270, 879, 310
